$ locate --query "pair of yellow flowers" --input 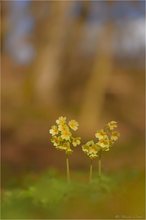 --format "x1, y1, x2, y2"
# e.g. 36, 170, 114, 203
49, 116, 120, 160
